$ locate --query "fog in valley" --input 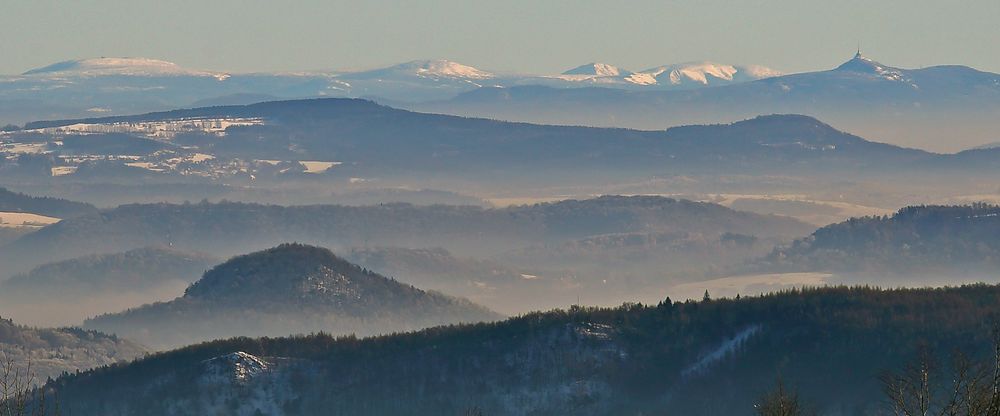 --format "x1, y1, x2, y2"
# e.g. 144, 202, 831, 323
2, 9, 1000, 413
